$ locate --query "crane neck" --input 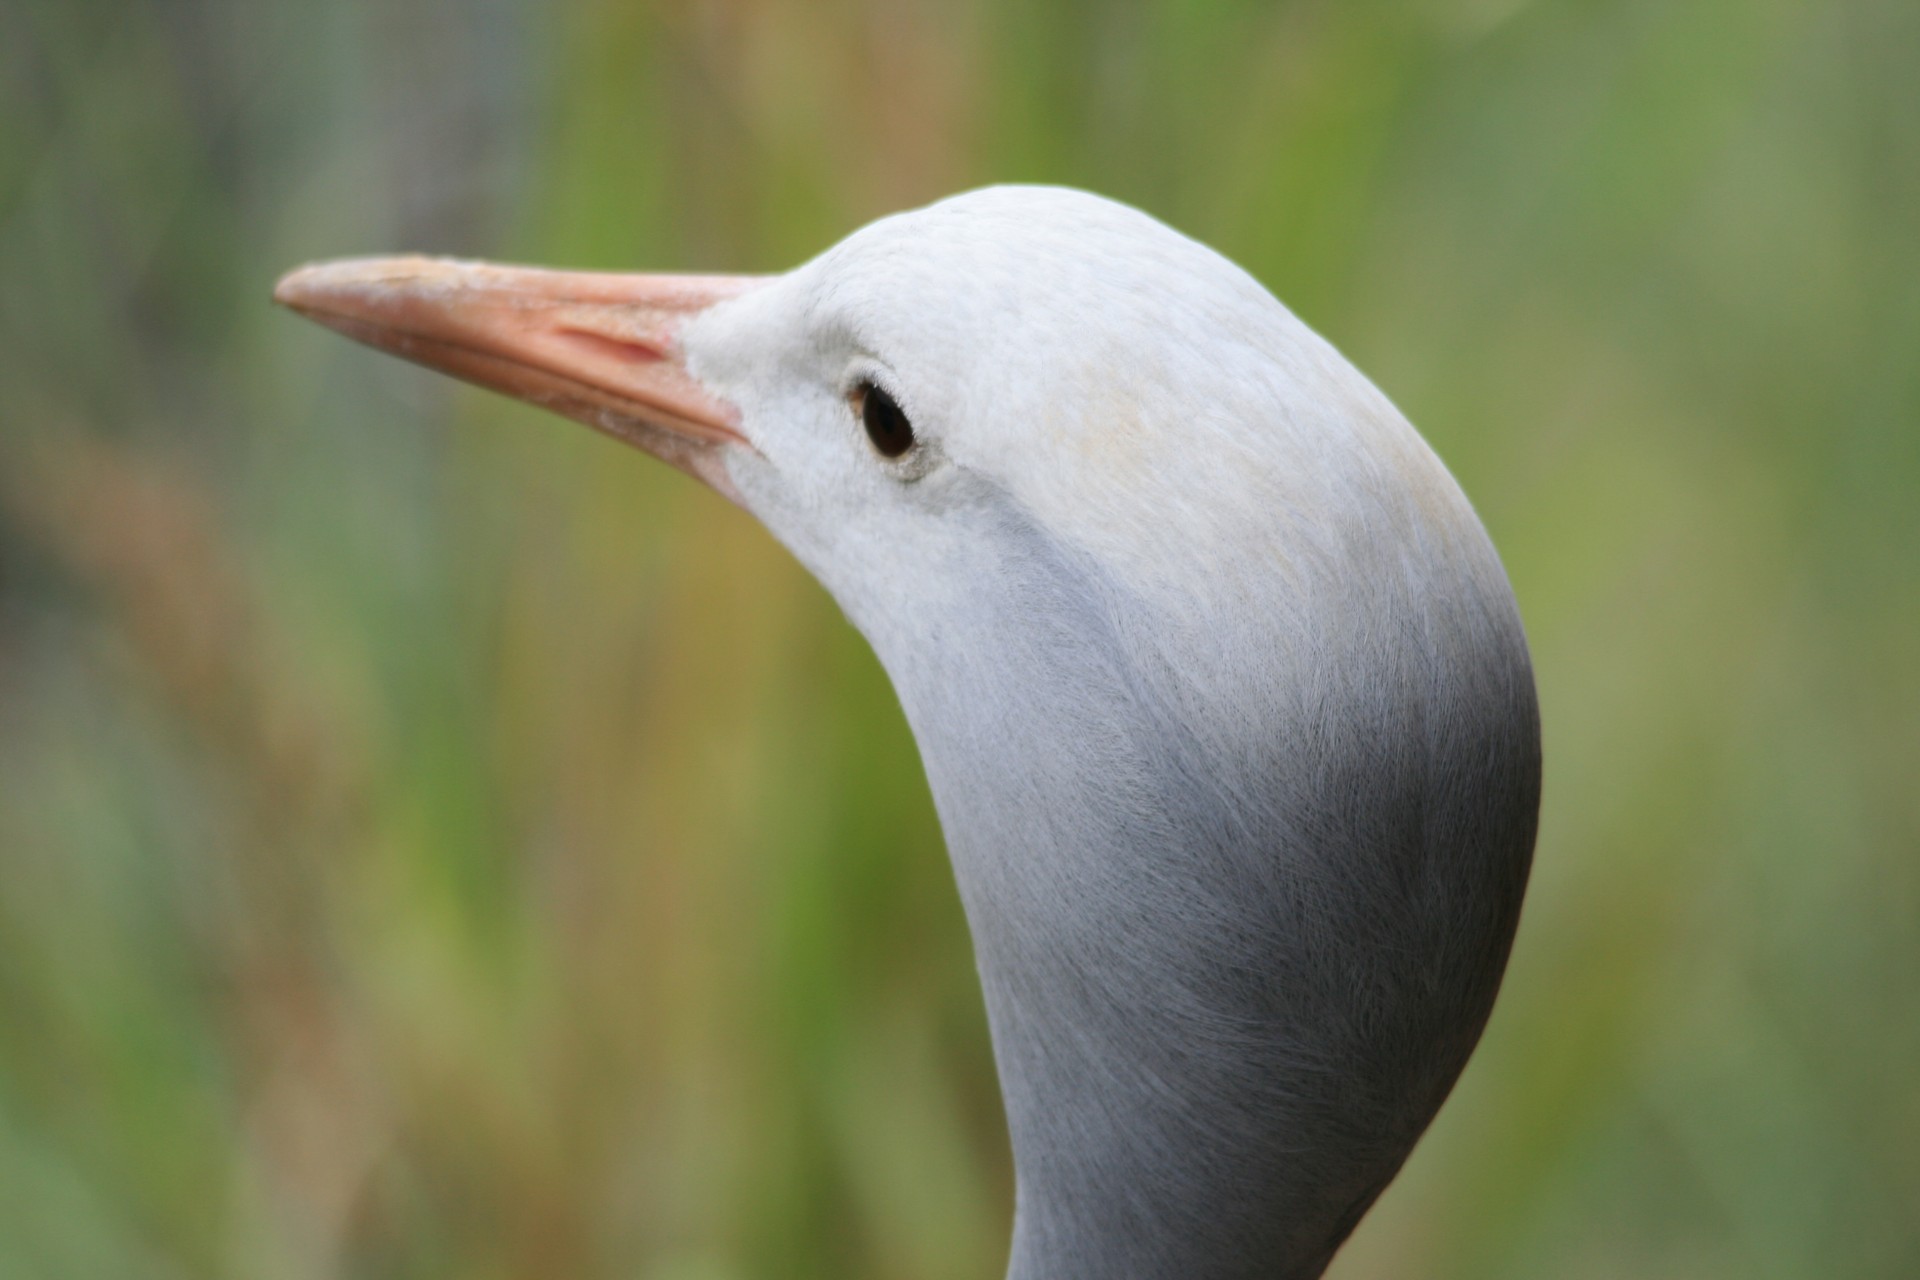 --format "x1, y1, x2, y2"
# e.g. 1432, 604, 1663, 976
862, 511, 1537, 1280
